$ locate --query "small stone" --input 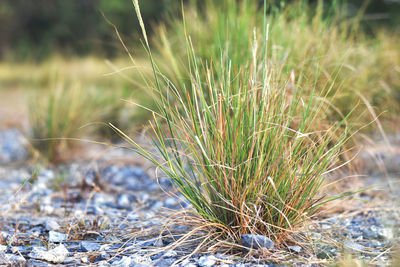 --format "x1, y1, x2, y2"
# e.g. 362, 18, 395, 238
116, 194, 136, 209
0, 129, 29, 164
319, 222, 331, 230
287, 245, 302, 253
343, 241, 365, 252
11, 246, 32, 255
112, 256, 131, 266
41, 205, 55, 214
0, 253, 26, 265
158, 177, 173, 188
0, 245, 6, 253
98, 260, 111, 267
28, 244, 69, 264
367, 216, 380, 227
81, 256, 89, 263
103, 165, 144, 187
155, 257, 176, 267
49, 231, 68, 243
62, 257, 81, 265
362, 228, 378, 239
241, 234, 274, 249
311, 232, 322, 240
349, 230, 362, 239
80, 241, 101, 252
95, 252, 110, 262
379, 228, 394, 240
317, 245, 337, 259
99, 244, 111, 251
131, 254, 151, 264
26, 259, 52, 266
163, 250, 177, 257
138, 192, 150, 202
84, 168, 97, 187
178, 258, 190, 266
45, 220, 61, 231
151, 200, 164, 210
365, 241, 382, 248
164, 197, 179, 208
154, 238, 164, 247
198, 255, 216, 267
